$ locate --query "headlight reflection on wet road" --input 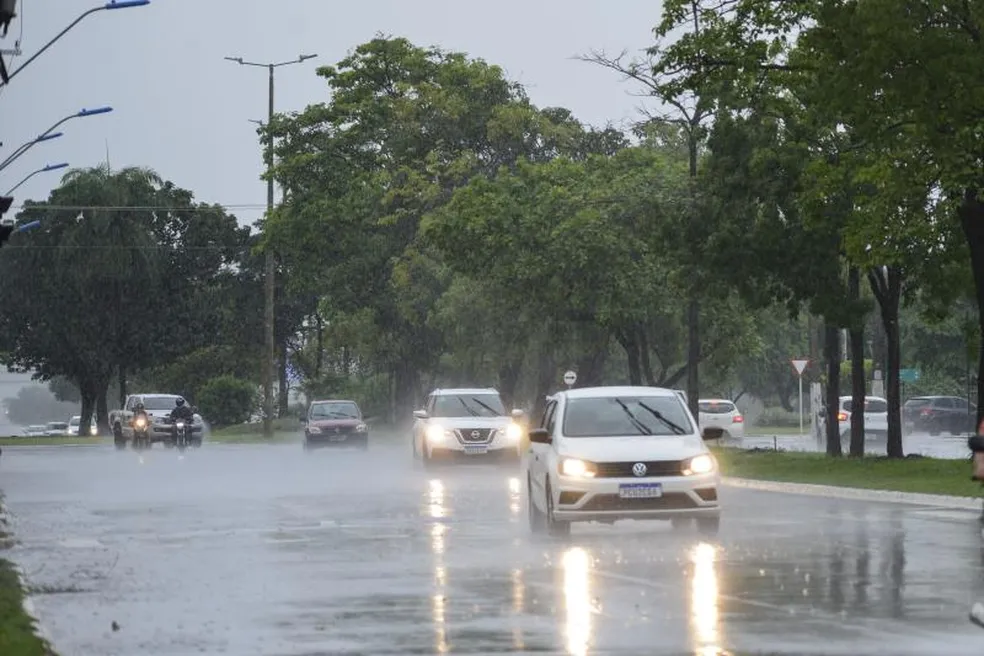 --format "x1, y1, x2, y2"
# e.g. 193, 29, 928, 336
562, 547, 592, 656
429, 478, 449, 653
429, 479, 445, 519
512, 567, 525, 650
508, 477, 521, 515
690, 542, 721, 656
